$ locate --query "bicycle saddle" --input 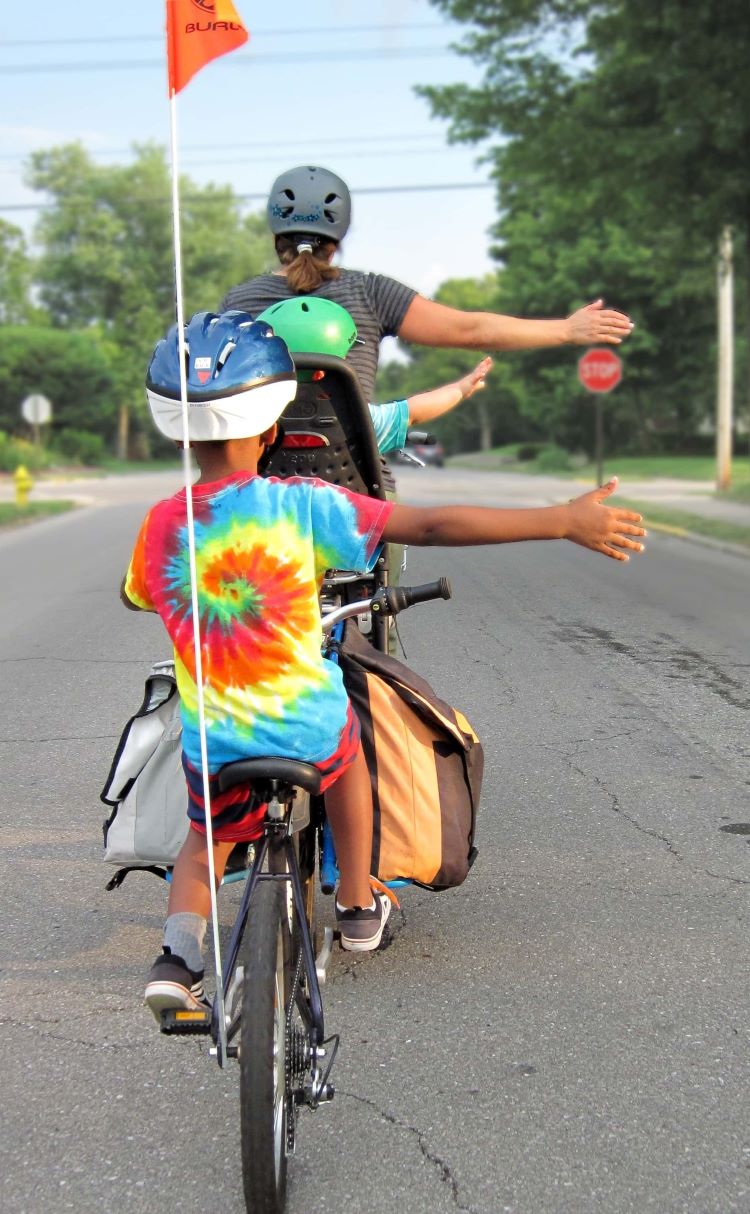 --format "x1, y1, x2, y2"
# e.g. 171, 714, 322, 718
217, 756, 322, 795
